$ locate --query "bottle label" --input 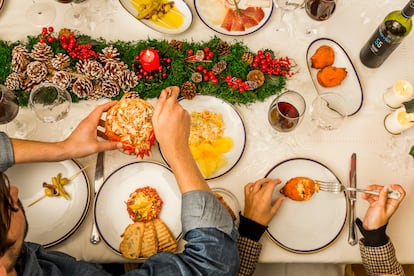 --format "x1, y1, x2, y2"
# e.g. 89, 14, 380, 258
369, 28, 395, 55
